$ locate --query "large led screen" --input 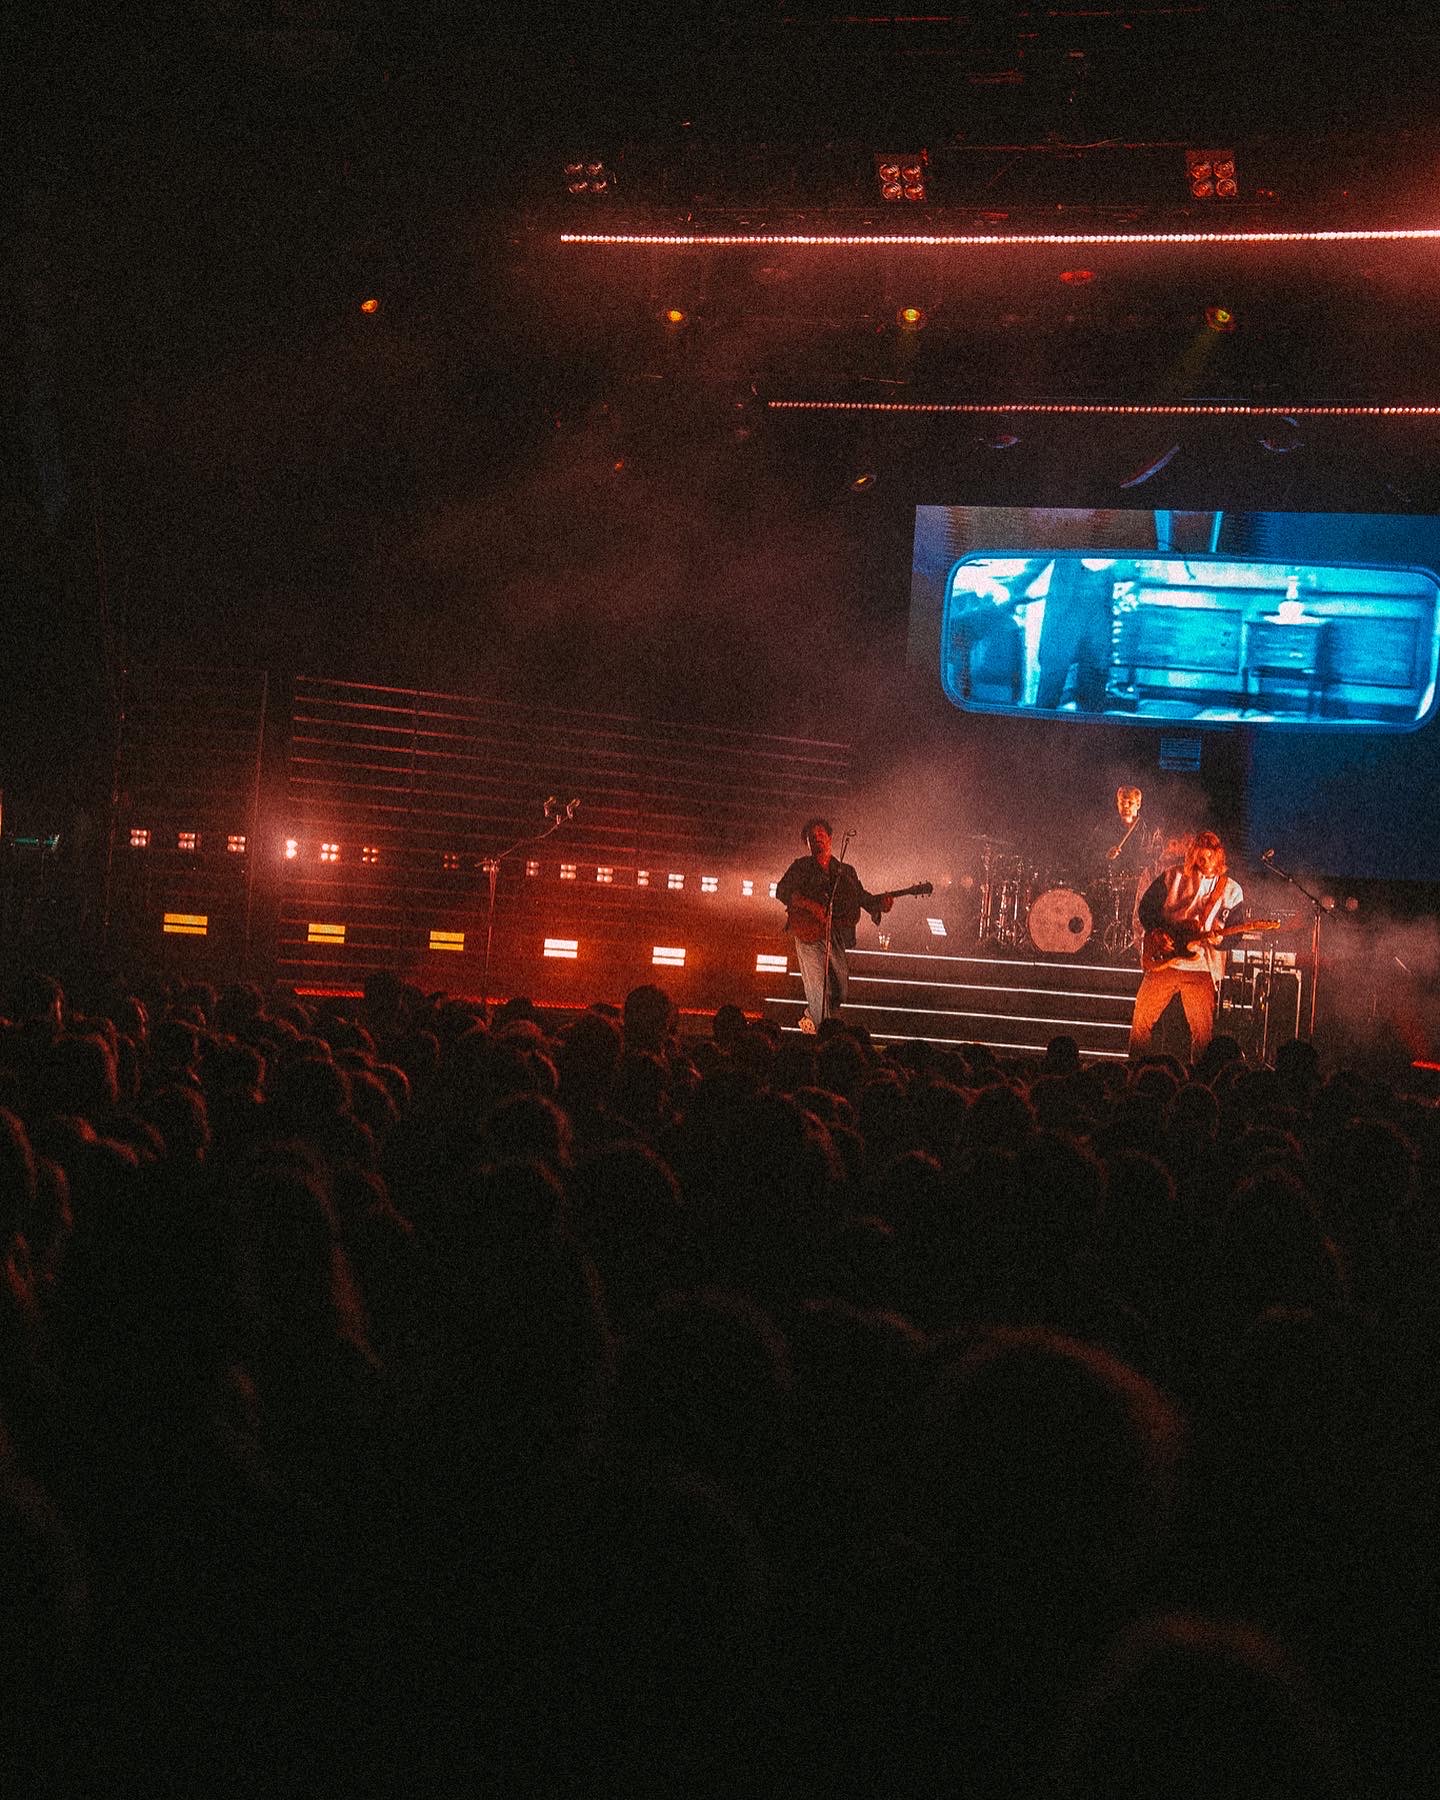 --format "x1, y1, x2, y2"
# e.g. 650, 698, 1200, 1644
914, 508, 1440, 730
